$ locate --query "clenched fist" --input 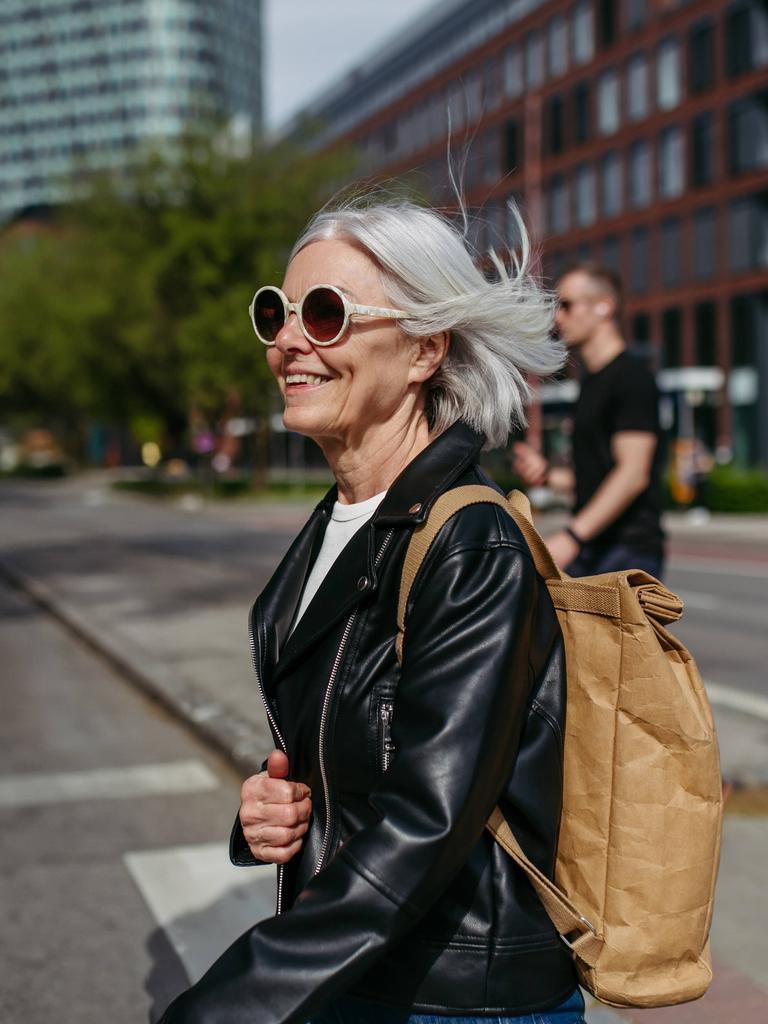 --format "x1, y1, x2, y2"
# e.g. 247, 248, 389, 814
239, 750, 312, 864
